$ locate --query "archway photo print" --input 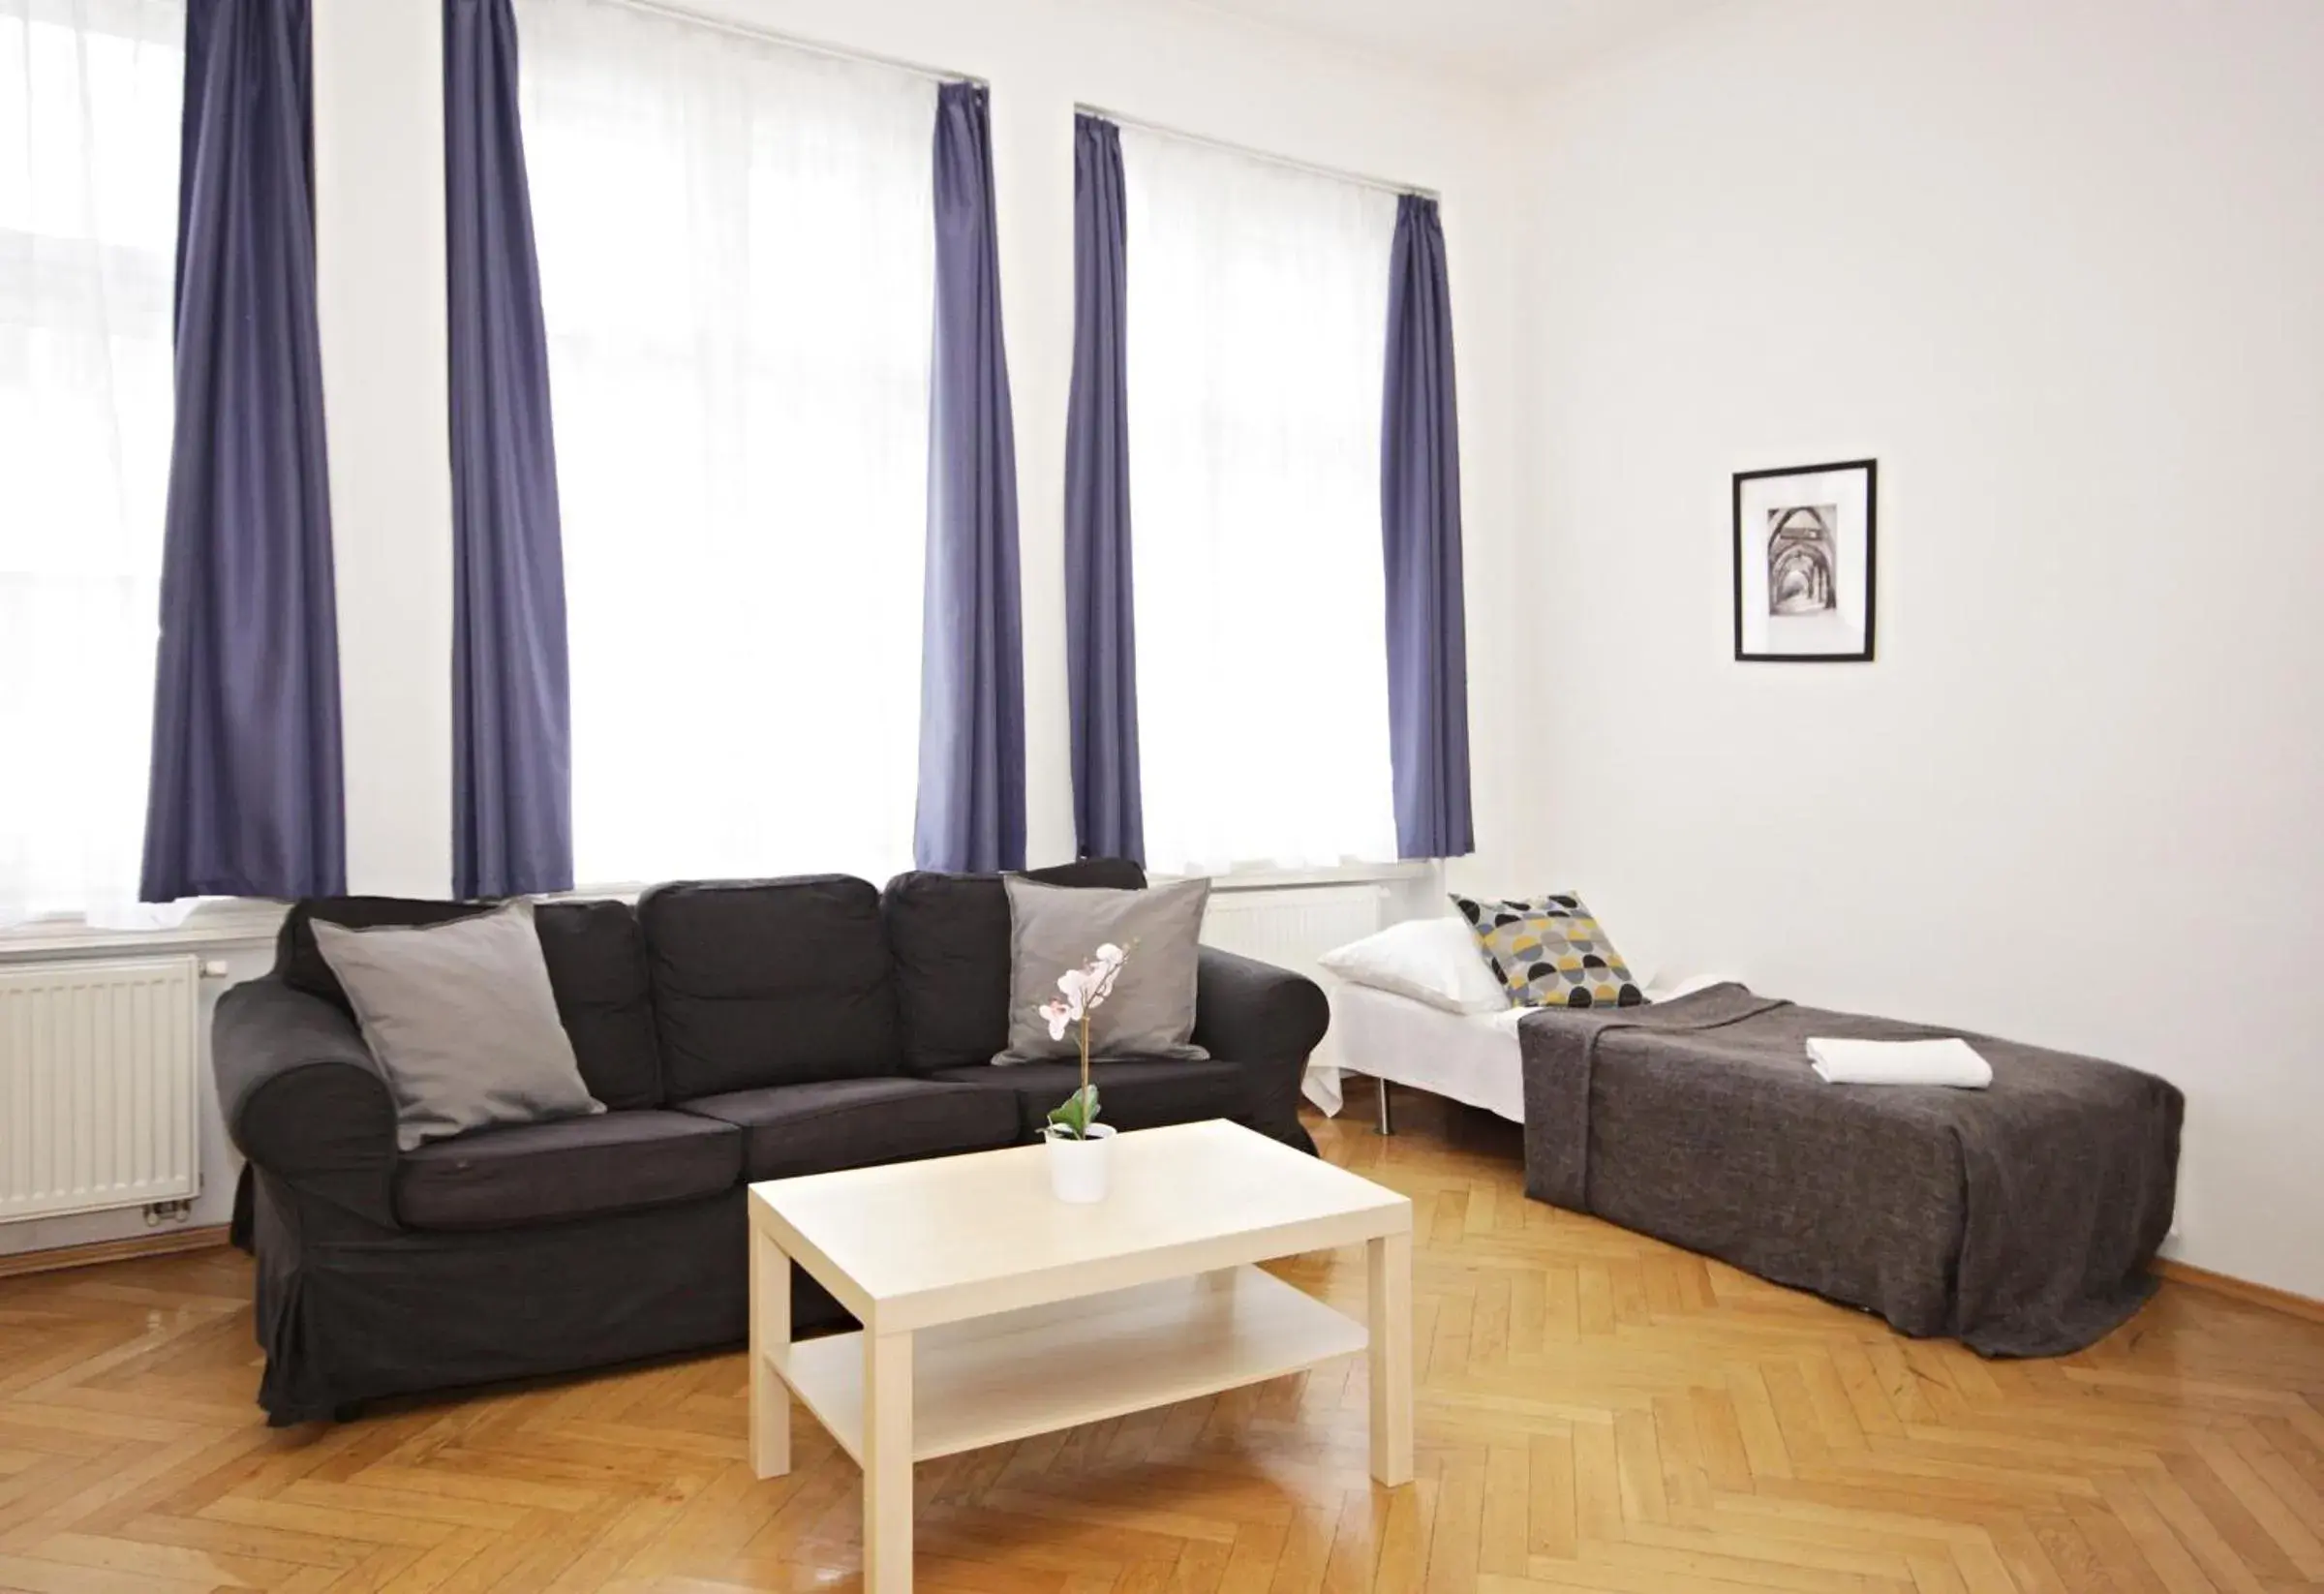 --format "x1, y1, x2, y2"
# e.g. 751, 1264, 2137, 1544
1732, 457, 1878, 661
